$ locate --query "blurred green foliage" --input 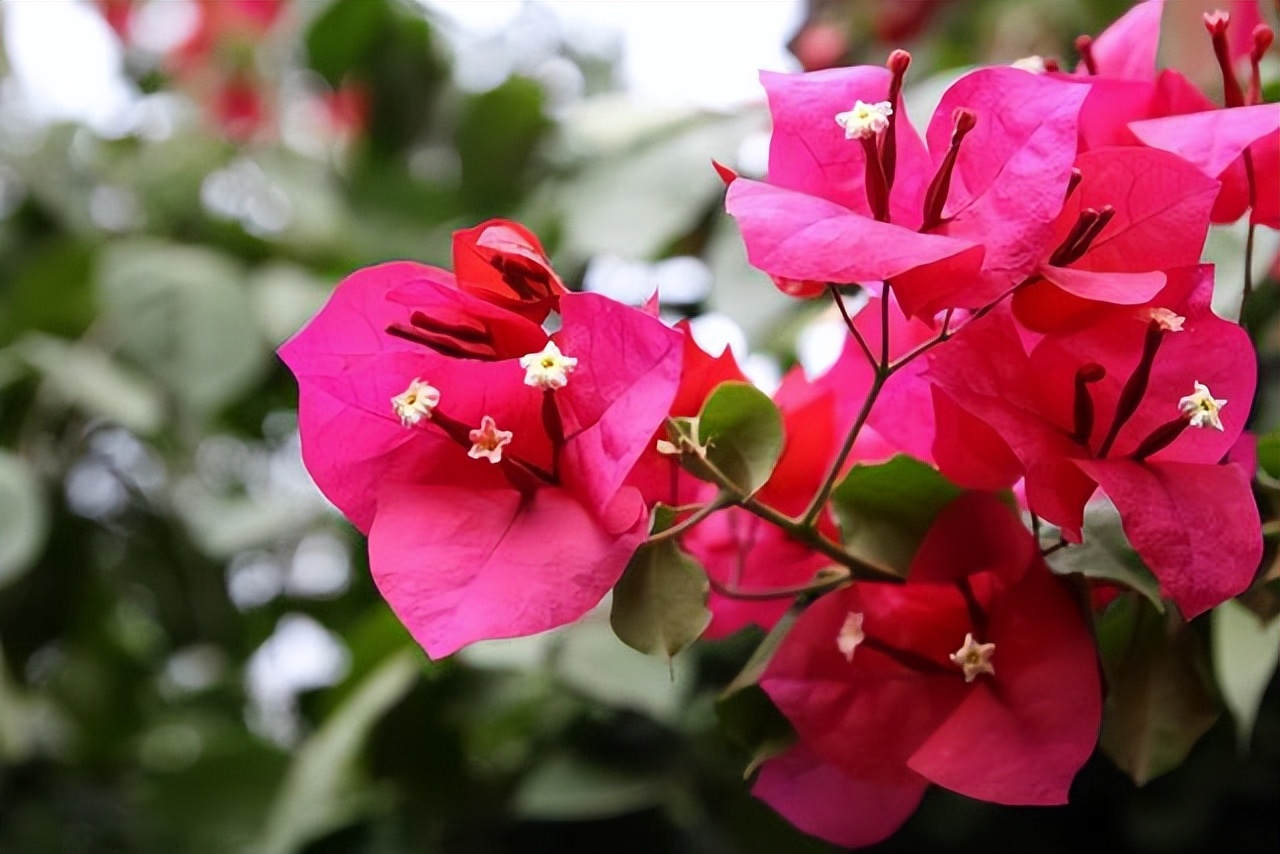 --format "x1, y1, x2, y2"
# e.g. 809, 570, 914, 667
0, 1, 1277, 853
